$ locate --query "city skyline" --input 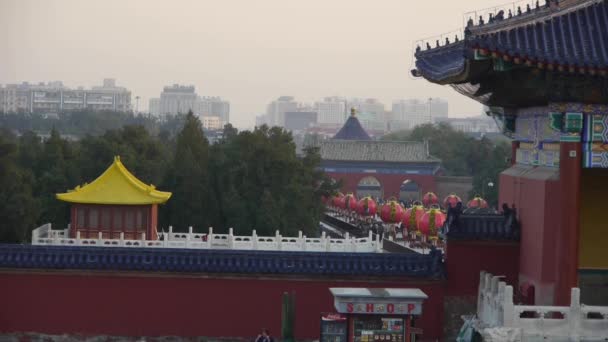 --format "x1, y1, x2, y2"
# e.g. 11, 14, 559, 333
1, 0, 500, 129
